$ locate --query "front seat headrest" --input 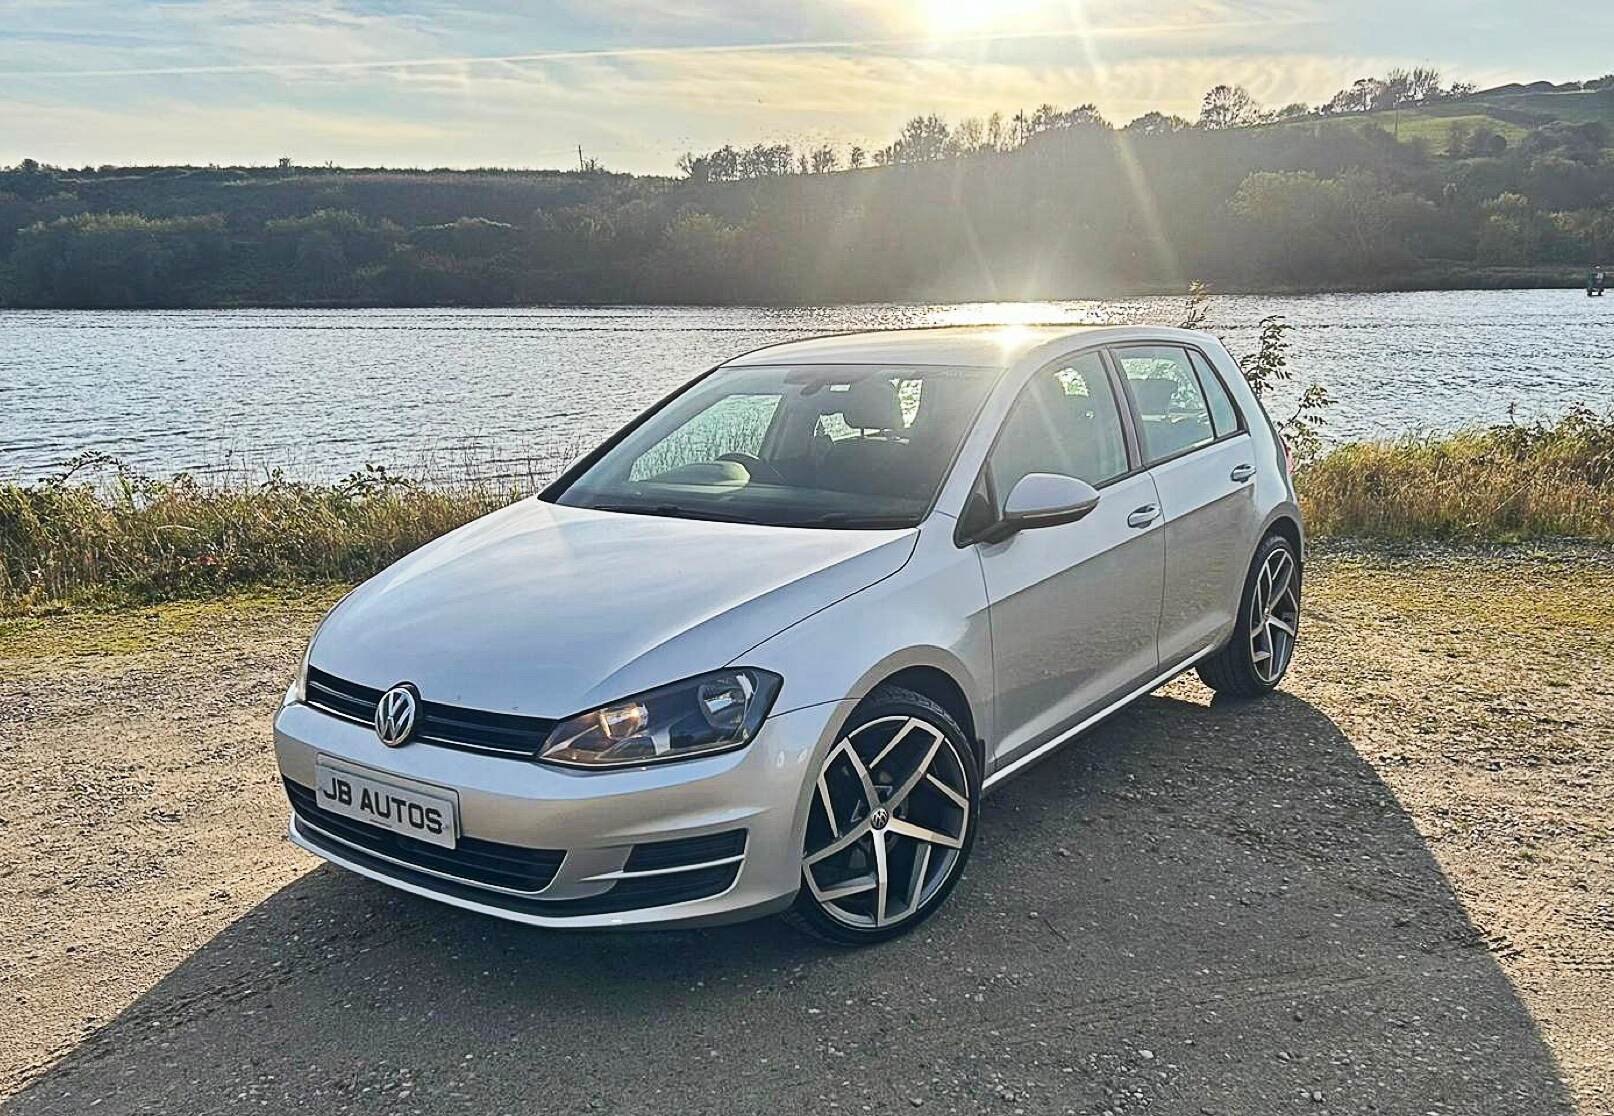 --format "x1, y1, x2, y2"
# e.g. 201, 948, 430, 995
836, 377, 902, 432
